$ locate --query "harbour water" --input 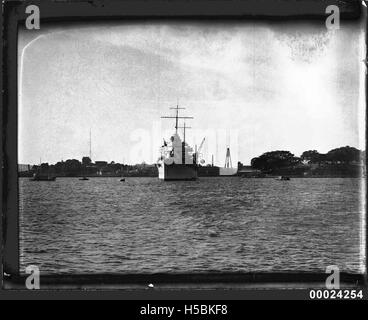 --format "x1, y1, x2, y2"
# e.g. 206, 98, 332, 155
19, 177, 364, 274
